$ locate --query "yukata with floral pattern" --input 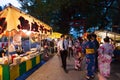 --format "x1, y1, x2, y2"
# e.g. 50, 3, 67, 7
84, 41, 95, 77
73, 40, 82, 70
98, 37, 114, 78
82, 34, 96, 79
